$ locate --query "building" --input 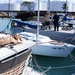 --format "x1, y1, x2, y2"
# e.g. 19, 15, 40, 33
0, 1, 75, 12
0, 3, 20, 11
50, 1, 75, 12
